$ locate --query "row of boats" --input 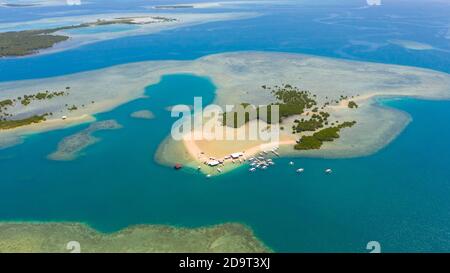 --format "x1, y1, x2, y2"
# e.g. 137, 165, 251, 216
248, 147, 280, 172
249, 158, 333, 174
201, 146, 333, 178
